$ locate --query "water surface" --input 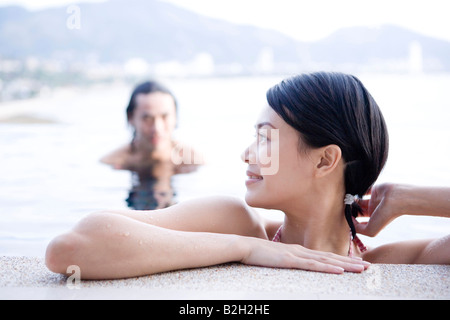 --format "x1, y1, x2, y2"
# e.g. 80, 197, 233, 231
1, 74, 449, 256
